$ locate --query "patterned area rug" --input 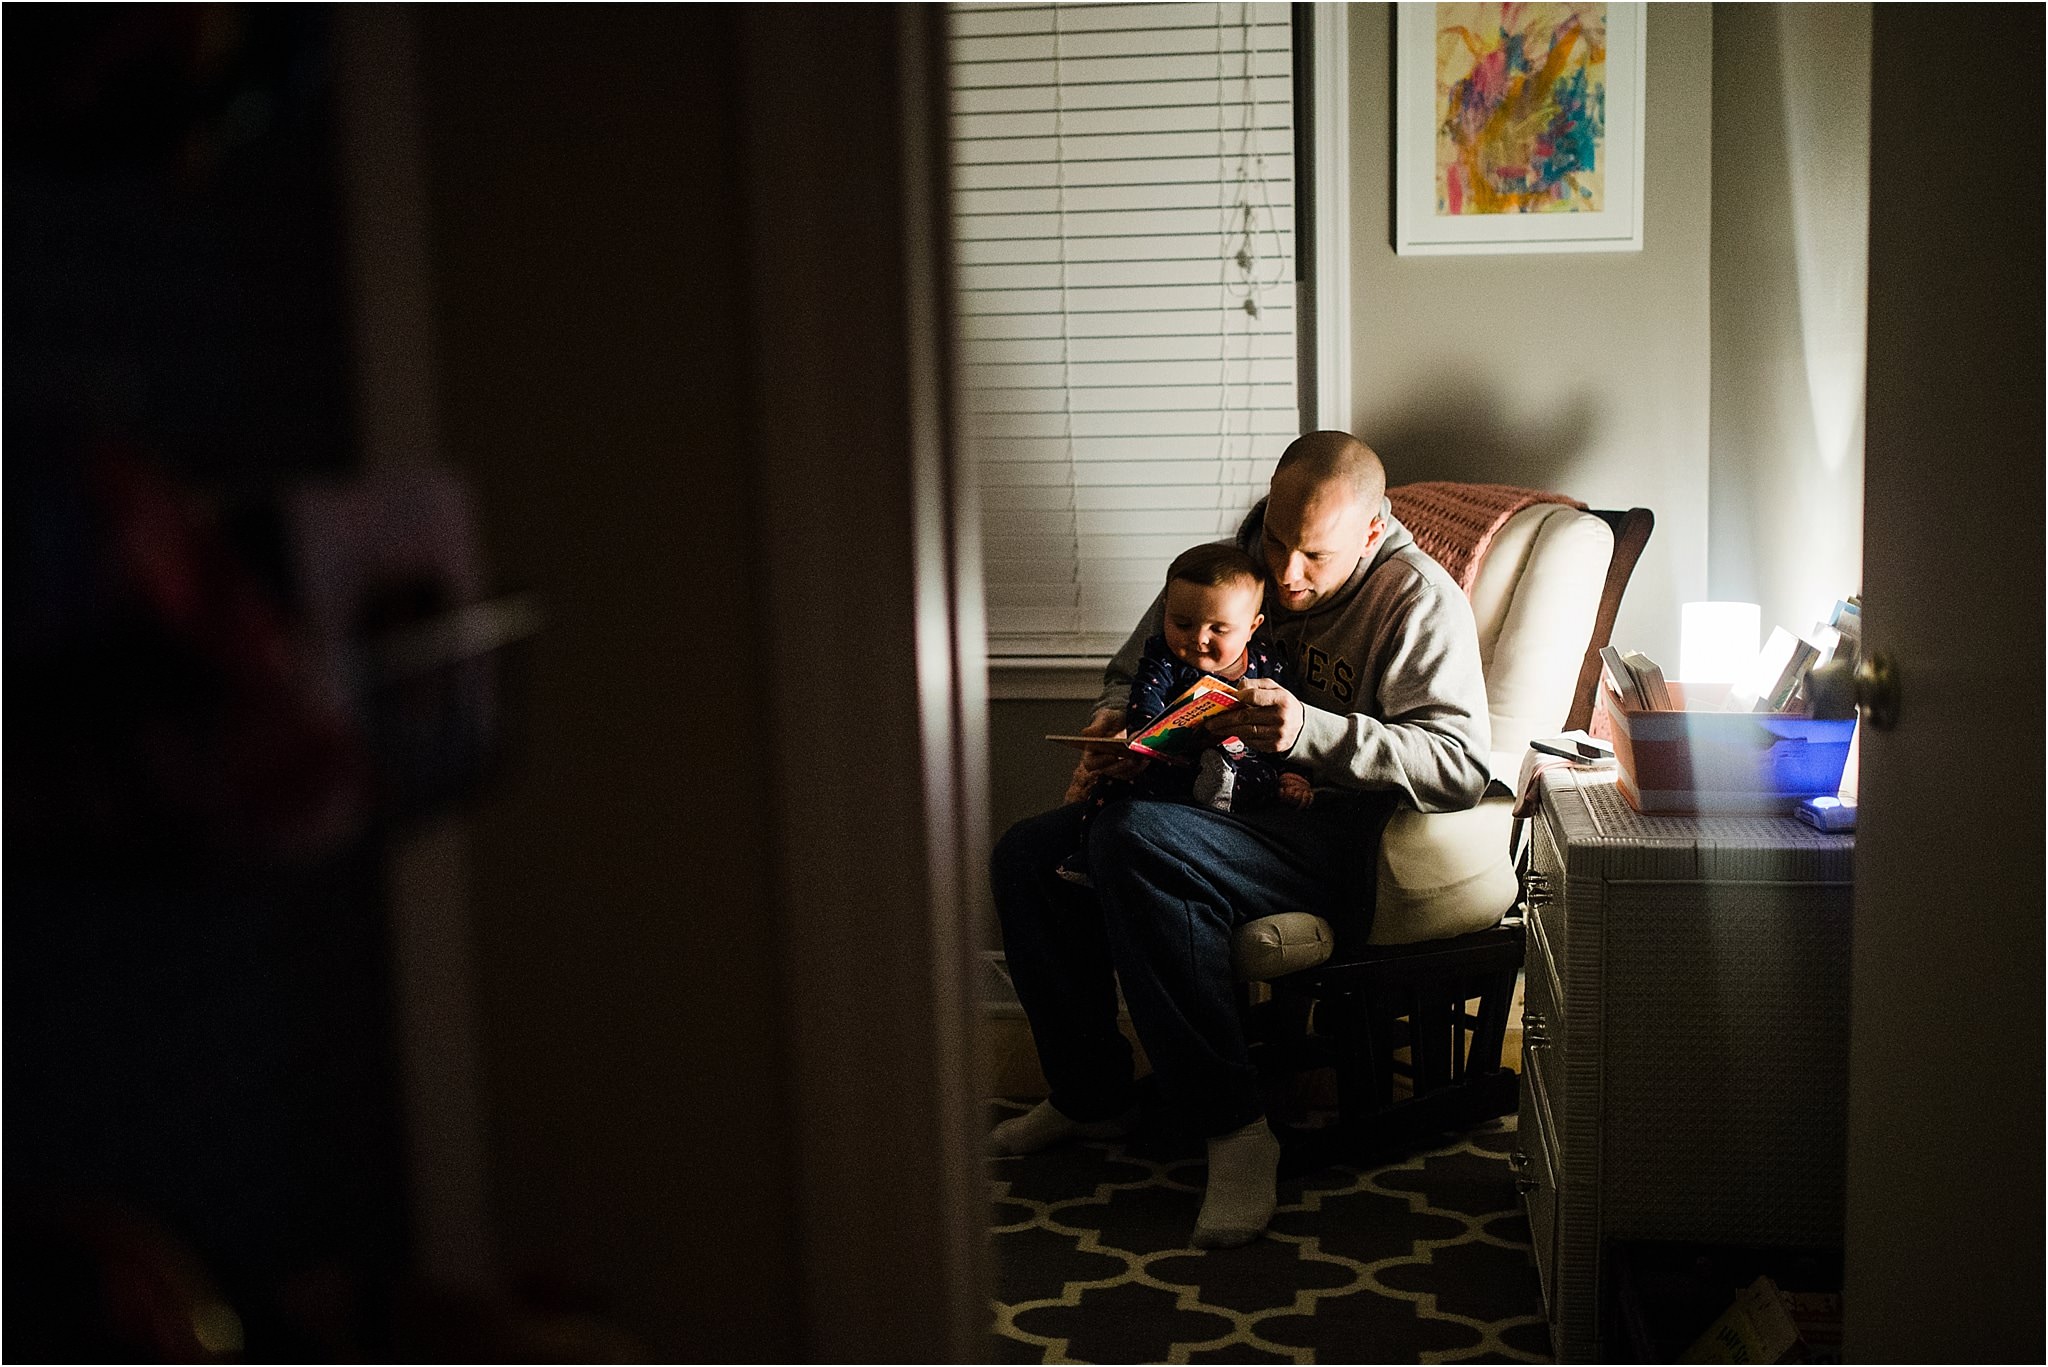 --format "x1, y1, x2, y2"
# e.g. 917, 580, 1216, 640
988, 1103, 1551, 1364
